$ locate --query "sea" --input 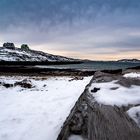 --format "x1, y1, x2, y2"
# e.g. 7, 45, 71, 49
36, 61, 140, 71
